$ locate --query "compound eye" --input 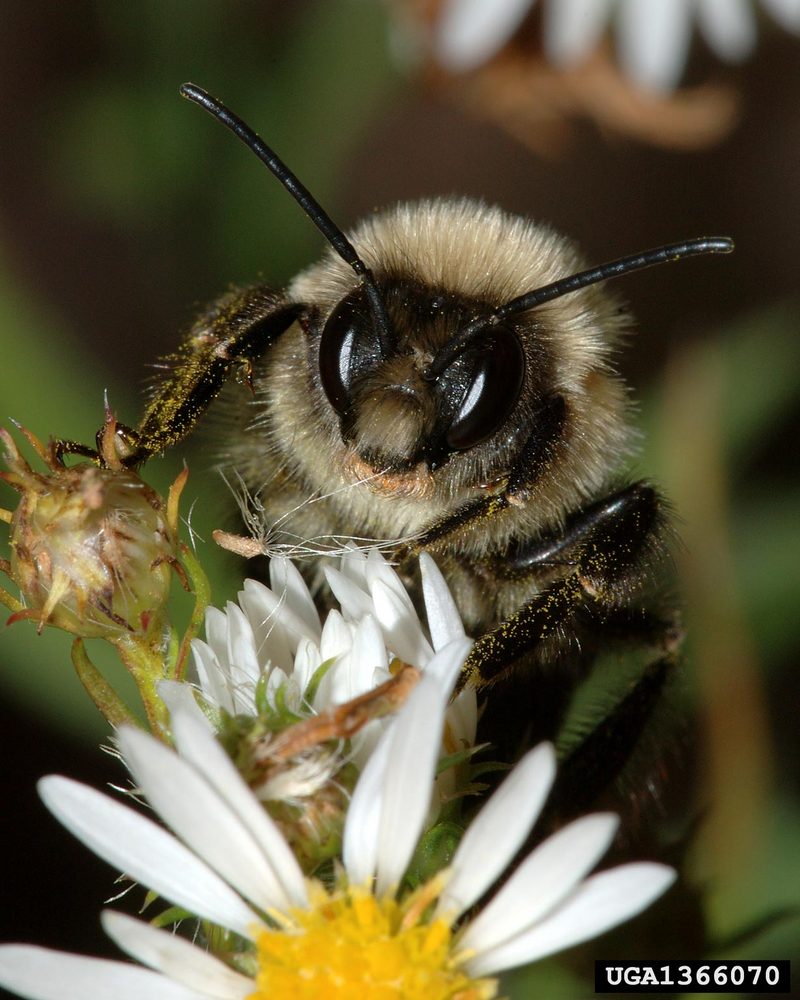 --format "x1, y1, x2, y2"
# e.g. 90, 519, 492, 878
446, 325, 525, 450
318, 290, 378, 415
